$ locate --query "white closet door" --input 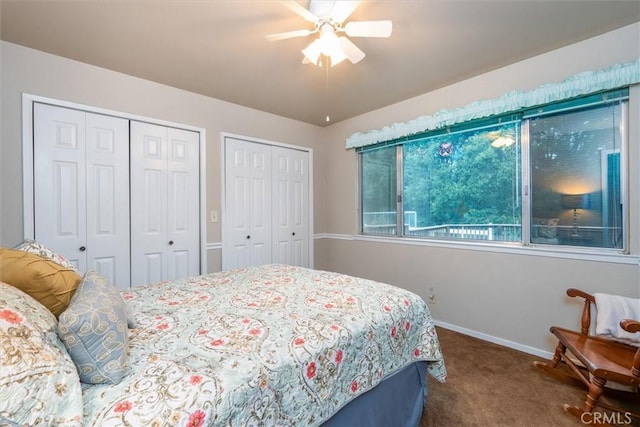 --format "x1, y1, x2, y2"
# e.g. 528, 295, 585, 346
130, 122, 200, 285
34, 104, 131, 287
166, 127, 200, 281
223, 138, 272, 270
85, 113, 130, 288
130, 122, 169, 285
34, 103, 87, 271
272, 146, 309, 267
